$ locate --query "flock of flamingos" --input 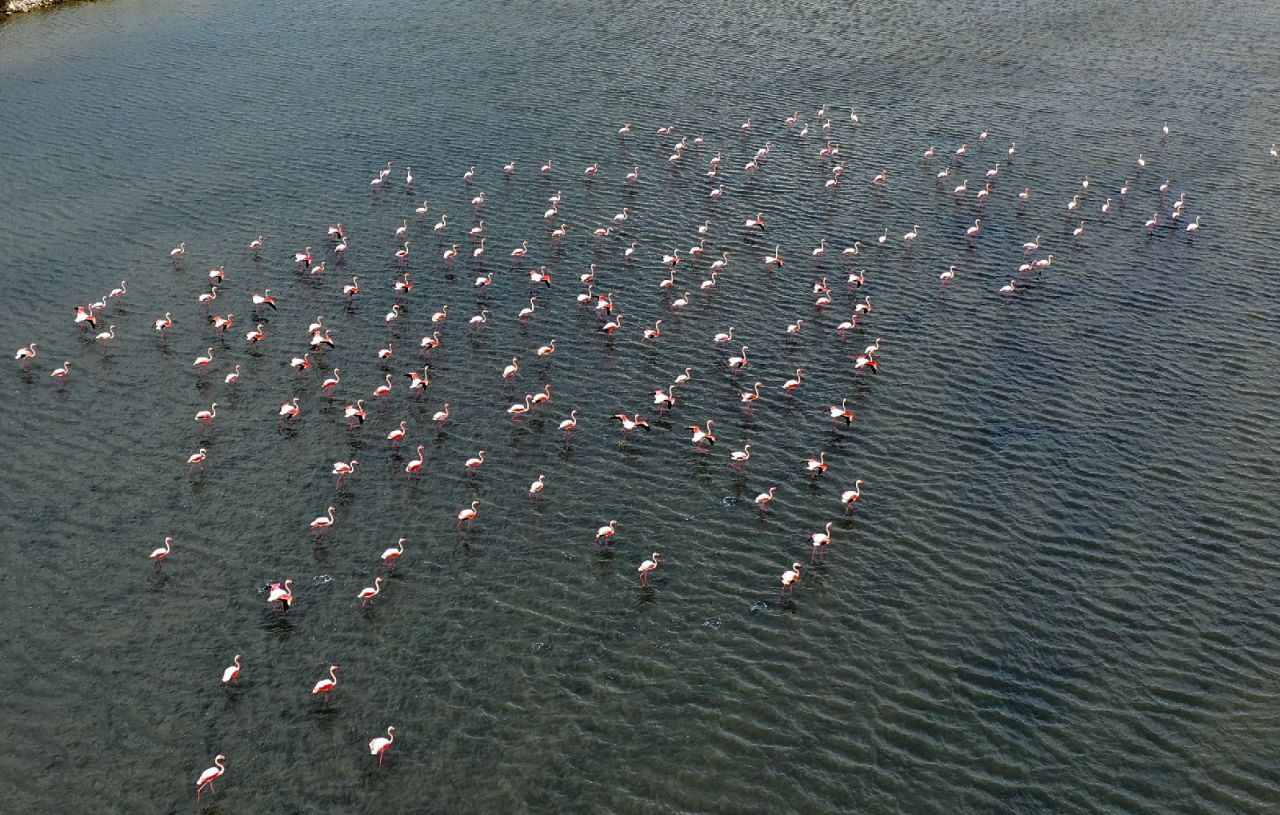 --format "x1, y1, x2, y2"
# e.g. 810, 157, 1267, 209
15, 106, 1203, 803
